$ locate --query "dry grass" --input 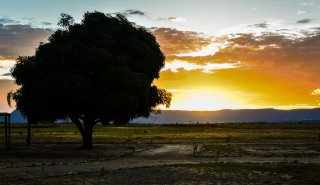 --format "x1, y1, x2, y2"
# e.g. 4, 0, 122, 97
1, 123, 319, 145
